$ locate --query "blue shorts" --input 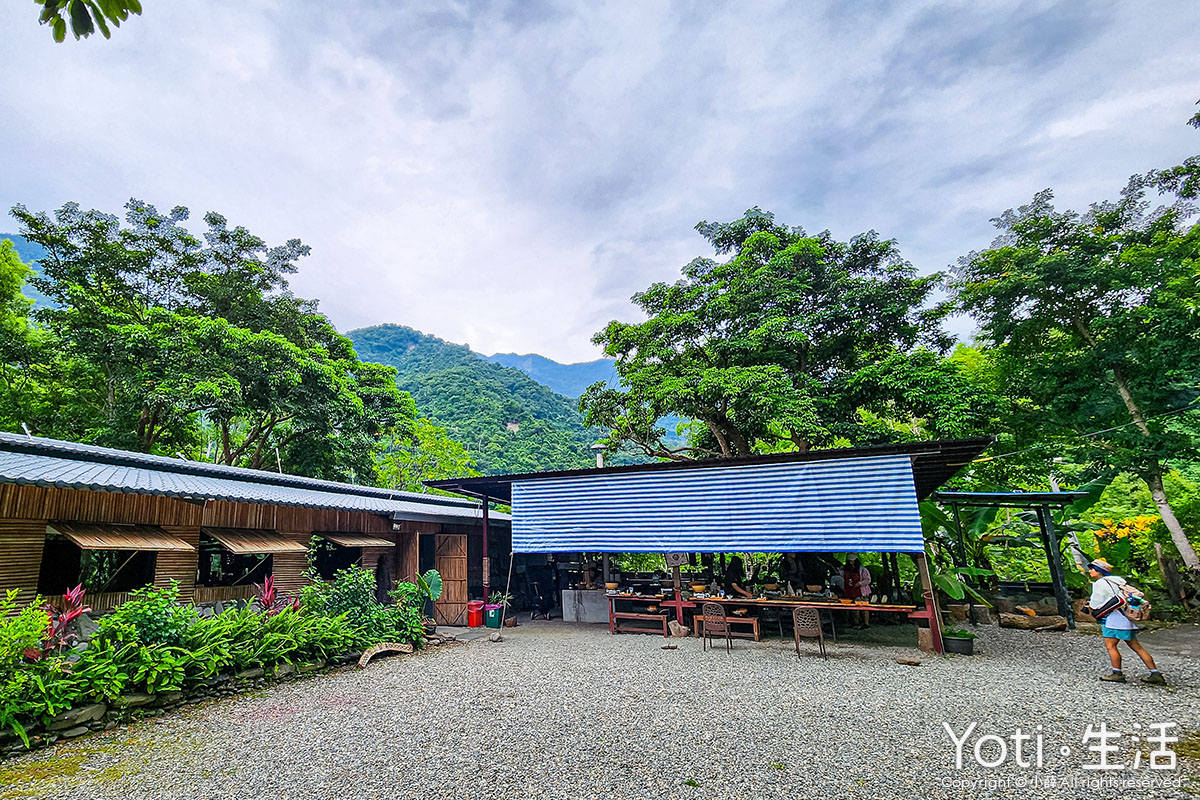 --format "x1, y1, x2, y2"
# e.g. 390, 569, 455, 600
1101, 626, 1136, 641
